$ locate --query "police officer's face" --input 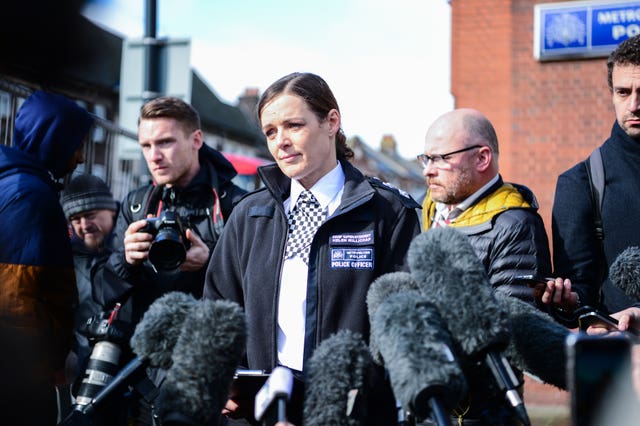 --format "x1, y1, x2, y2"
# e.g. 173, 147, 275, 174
138, 118, 203, 188
260, 94, 339, 190
612, 64, 640, 141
